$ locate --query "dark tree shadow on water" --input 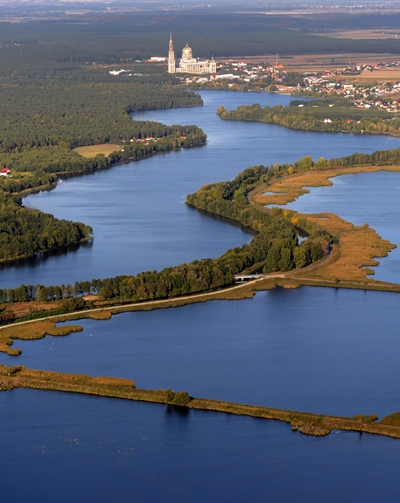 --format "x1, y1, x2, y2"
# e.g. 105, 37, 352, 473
0, 240, 93, 272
